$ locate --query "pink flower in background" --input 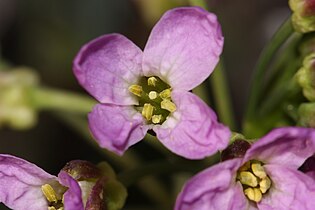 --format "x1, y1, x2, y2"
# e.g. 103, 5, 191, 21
175, 127, 315, 210
0, 155, 109, 210
73, 7, 230, 159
